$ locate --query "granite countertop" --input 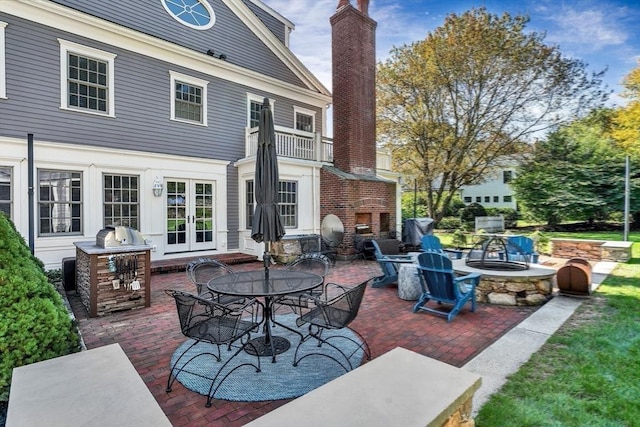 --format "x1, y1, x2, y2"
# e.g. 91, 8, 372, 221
74, 241, 151, 254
